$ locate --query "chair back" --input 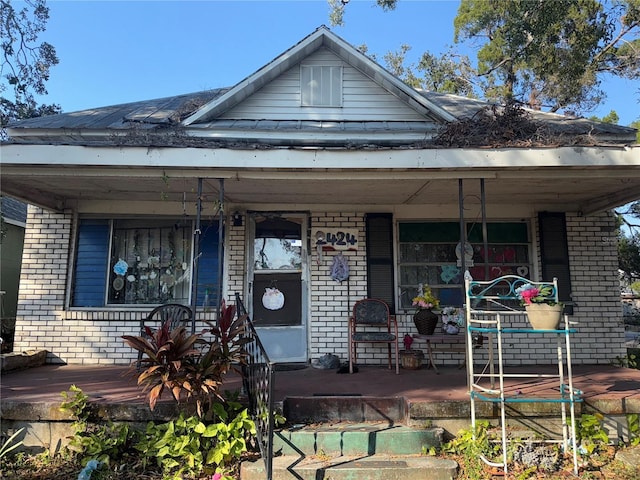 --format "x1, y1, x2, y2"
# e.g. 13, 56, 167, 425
145, 303, 193, 330
352, 299, 390, 326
